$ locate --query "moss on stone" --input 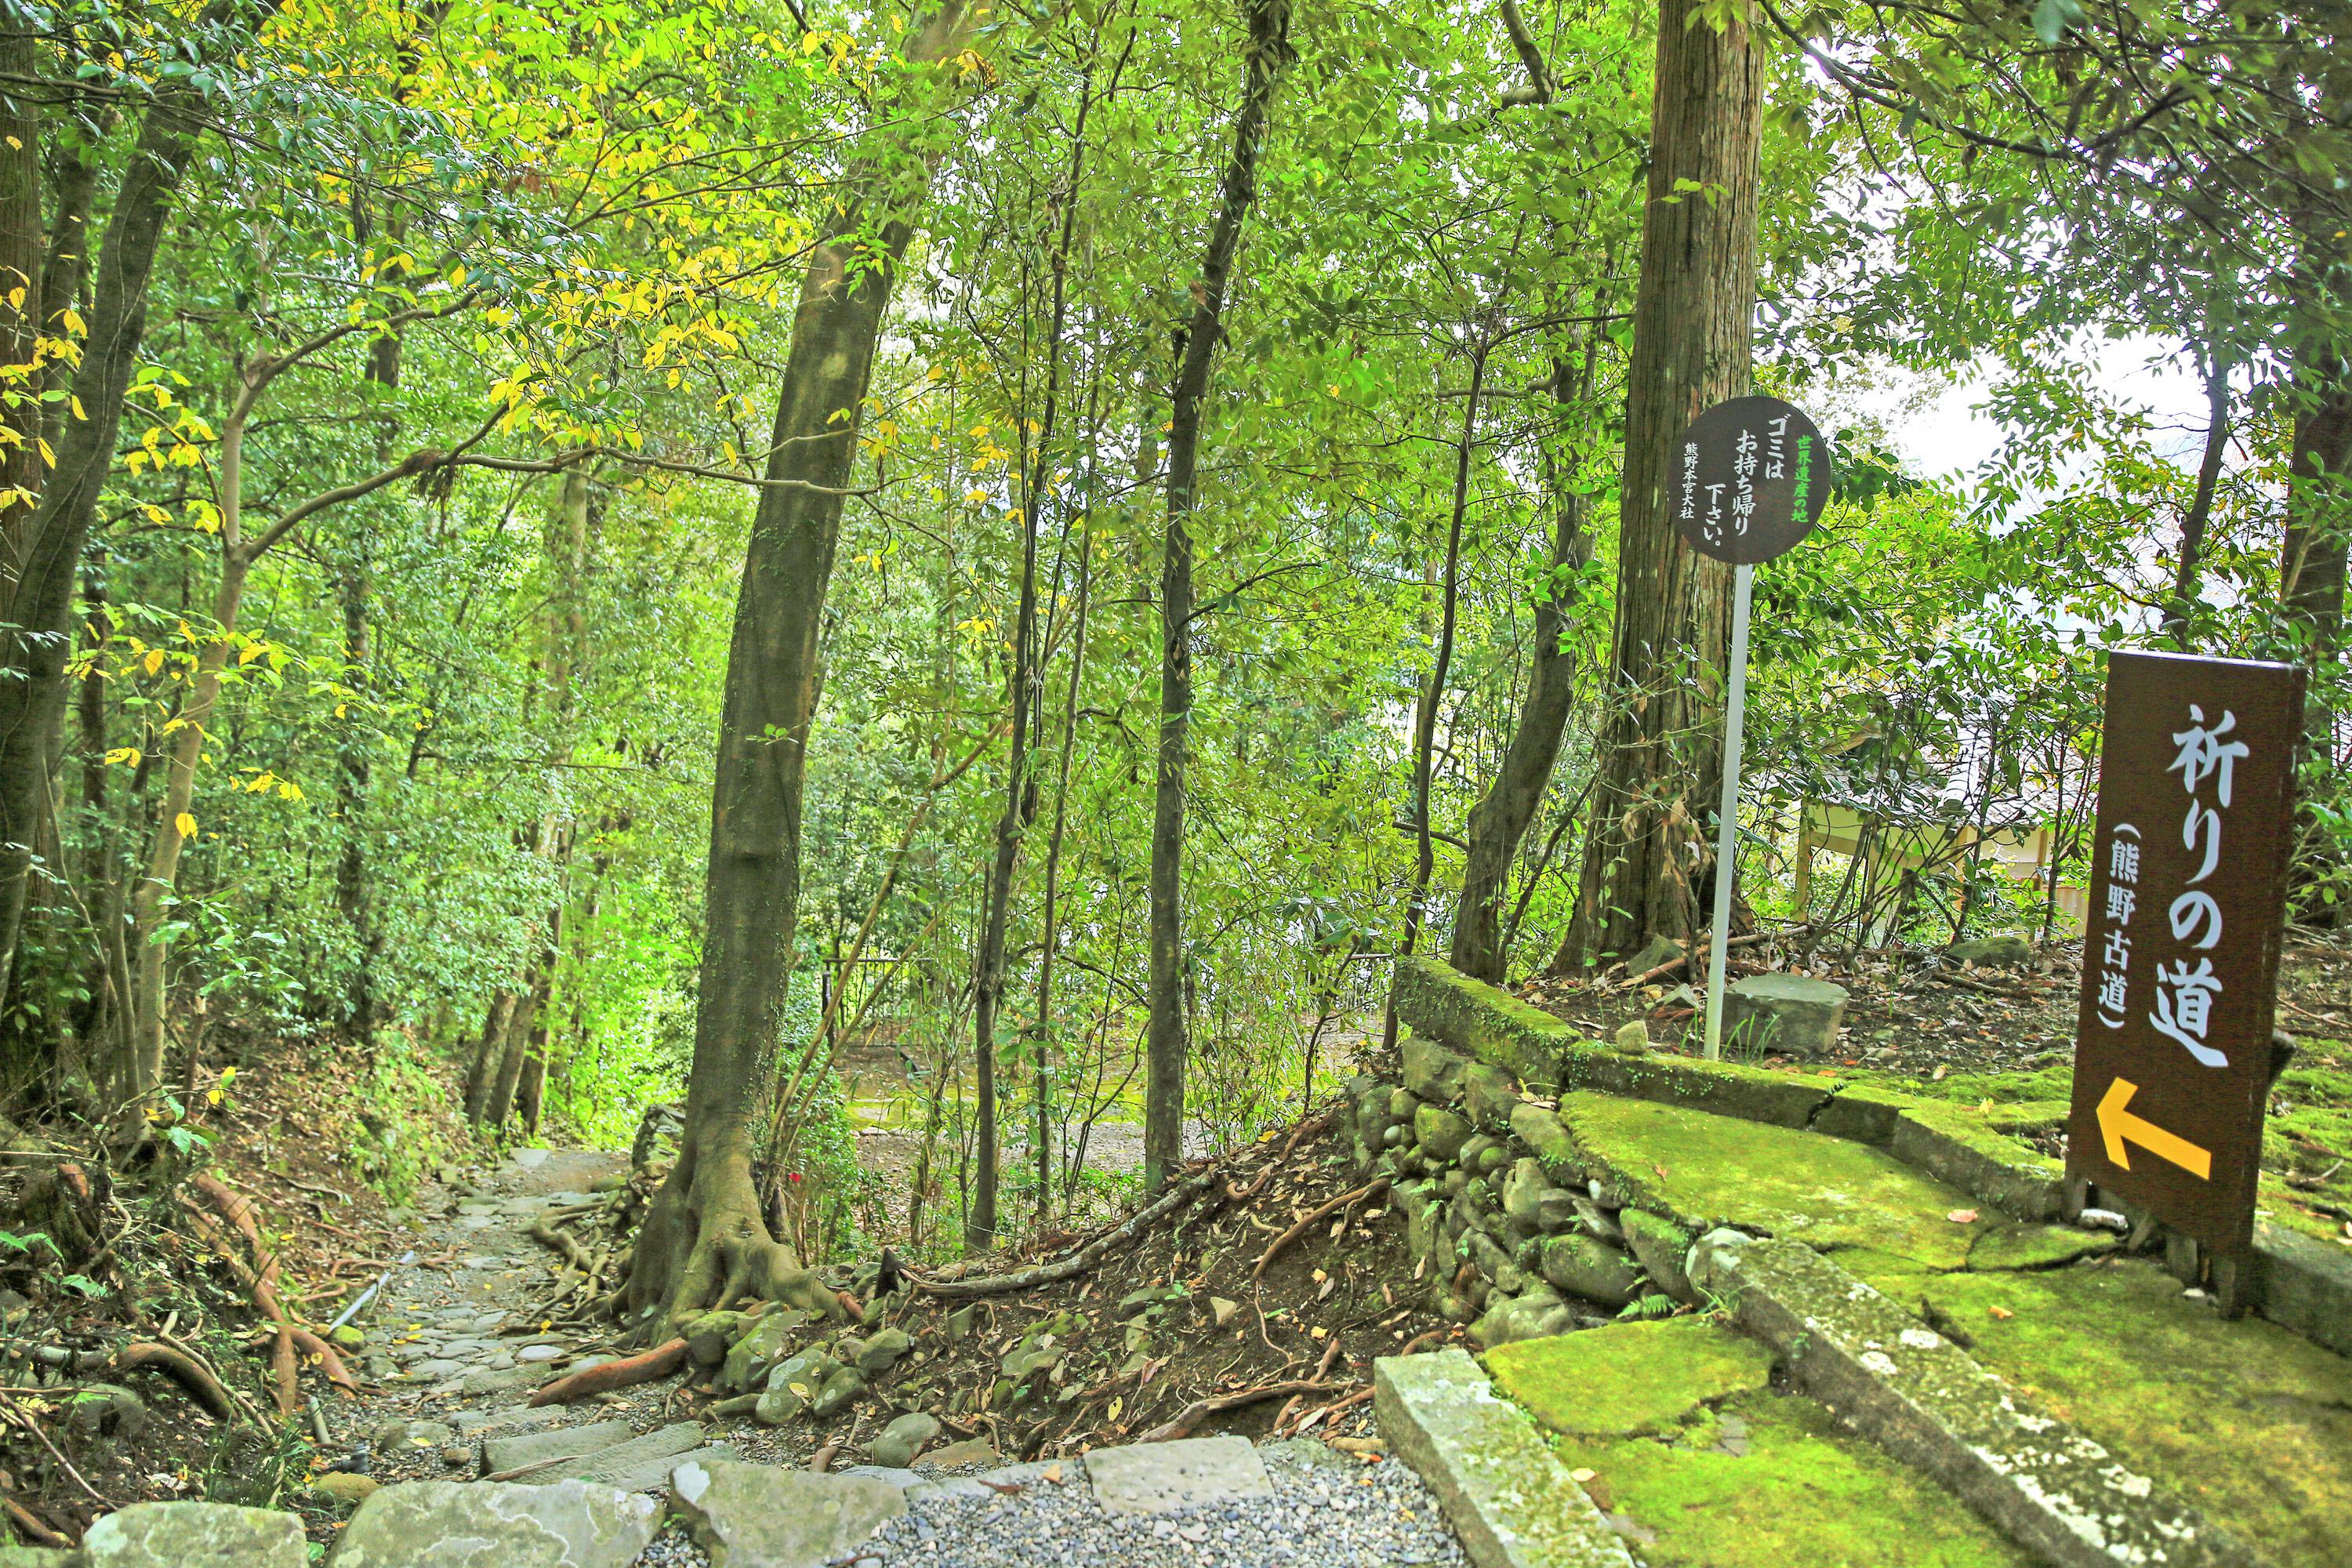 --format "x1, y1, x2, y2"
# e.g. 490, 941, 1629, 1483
1486, 1318, 1772, 1439
1559, 1092, 2058, 1270
1858, 1255, 2352, 1568
1552, 1387, 2035, 1568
